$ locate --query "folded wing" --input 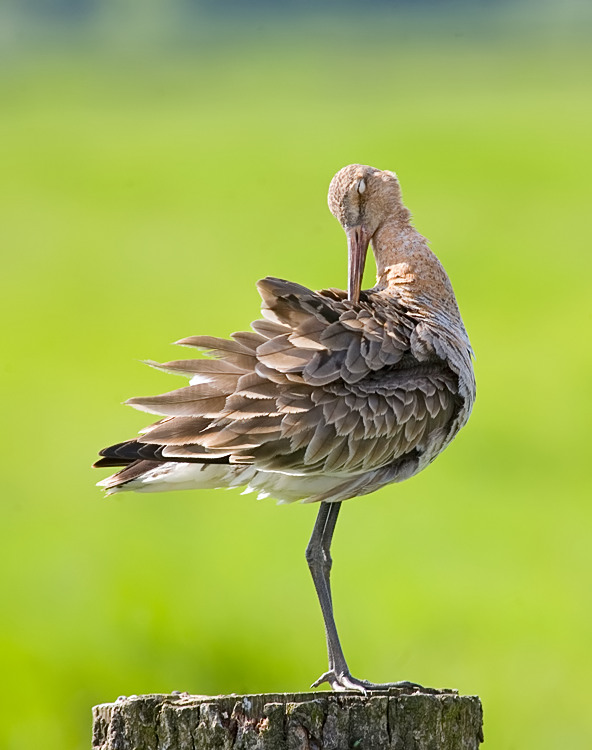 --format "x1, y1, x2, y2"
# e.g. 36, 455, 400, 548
95, 277, 465, 501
